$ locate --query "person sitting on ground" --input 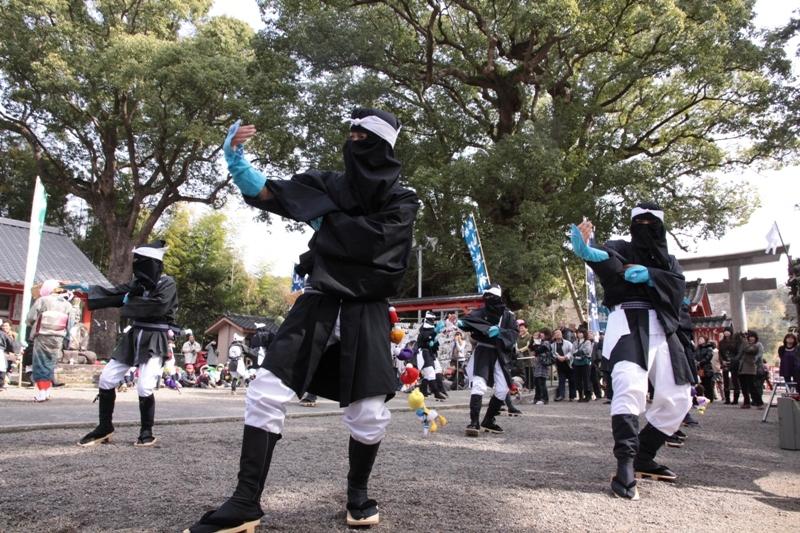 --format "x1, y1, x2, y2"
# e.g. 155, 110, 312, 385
181, 364, 198, 388
197, 365, 214, 389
